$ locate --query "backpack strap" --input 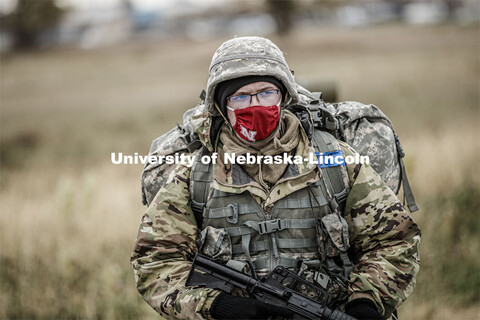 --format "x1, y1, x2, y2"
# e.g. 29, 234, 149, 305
190, 147, 214, 226
311, 129, 349, 215
307, 94, 343, 139
394, 134, 419, 212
